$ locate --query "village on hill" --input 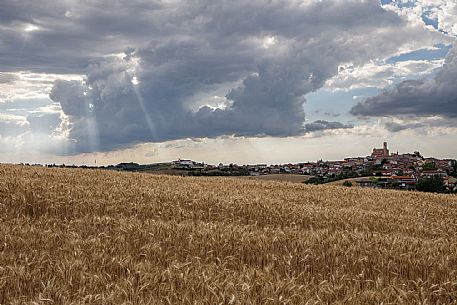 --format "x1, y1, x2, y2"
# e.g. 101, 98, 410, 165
165, 142, 456, 191
30, 142, 457, 193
